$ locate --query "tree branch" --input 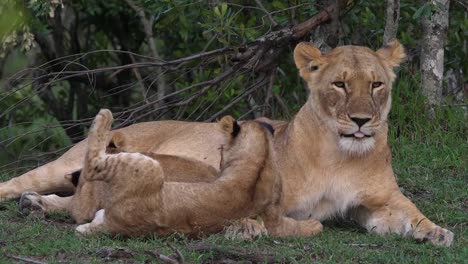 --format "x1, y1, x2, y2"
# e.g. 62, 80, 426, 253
254, 0, 278, 27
